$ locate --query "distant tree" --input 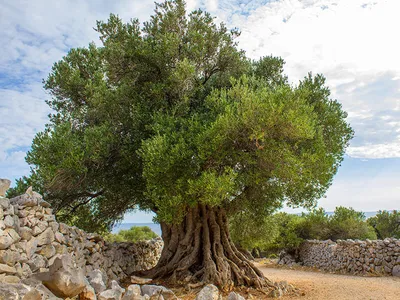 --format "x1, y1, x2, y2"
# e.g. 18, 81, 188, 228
6, 175, 42, 198
368, 210, 400, 239
266, 213, 304, 253
105, 226, 158, 243
297, 208, 330, 240
22, 0, 353, 289
328, 207, 376, 240
229, 211, 279, 251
